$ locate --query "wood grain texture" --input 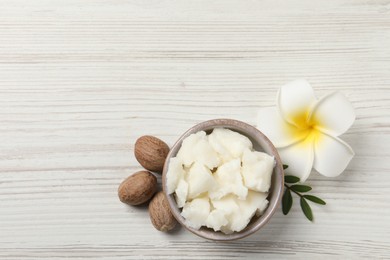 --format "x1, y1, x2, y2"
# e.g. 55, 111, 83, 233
0, 0, 389, 259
